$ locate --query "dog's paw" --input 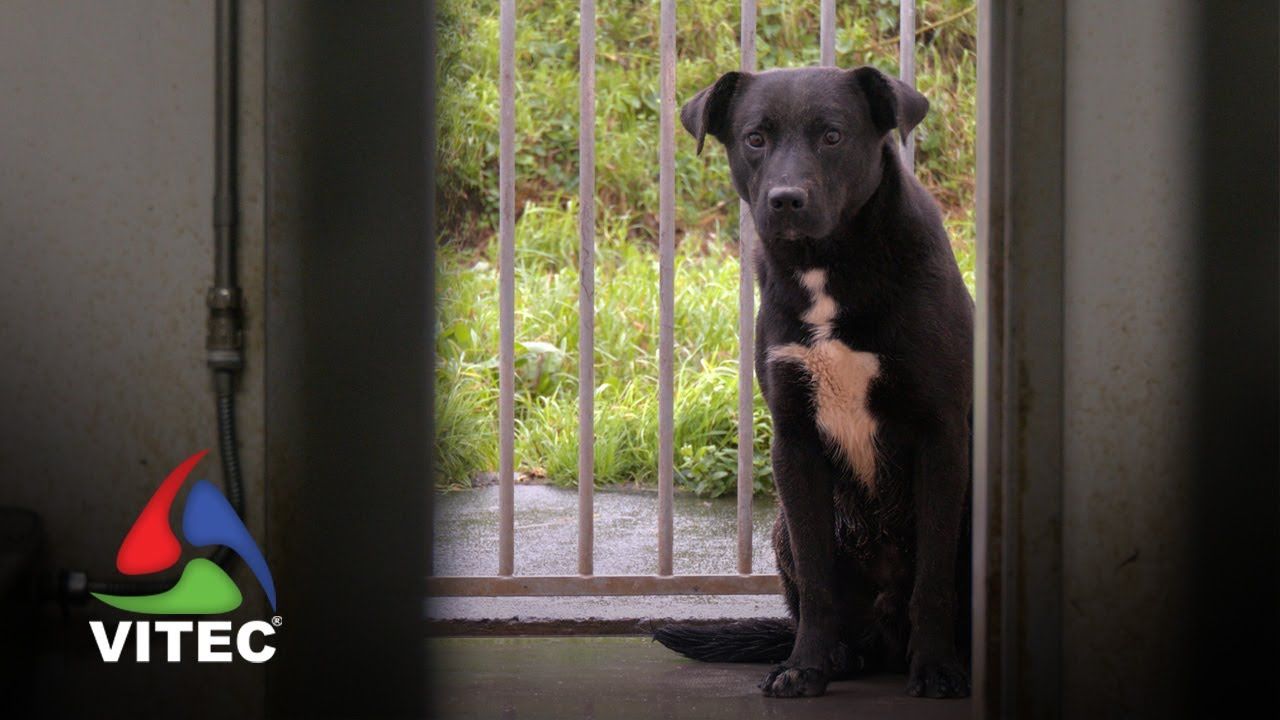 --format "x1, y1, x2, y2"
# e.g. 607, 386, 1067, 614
906, 656, 970, 698
759, 665, 829, 698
